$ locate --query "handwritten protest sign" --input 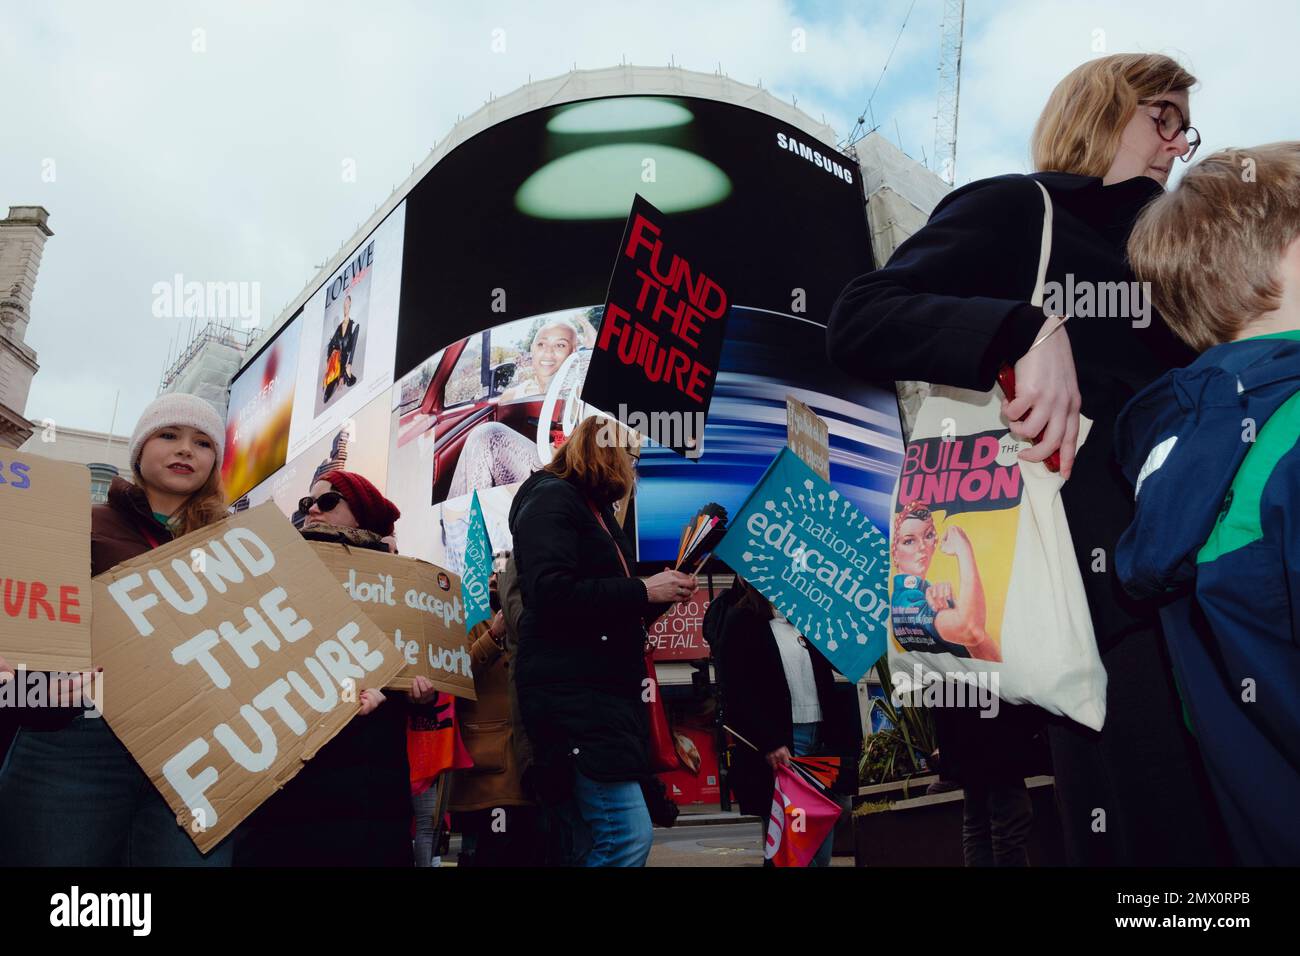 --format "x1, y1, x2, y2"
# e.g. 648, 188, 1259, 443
581, 194, 730, 458
714, 447, 890, 682
0, 451, 91, 672
310, 542, 475, 699
92, 503, 405, 853
786, 395, 830, 481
